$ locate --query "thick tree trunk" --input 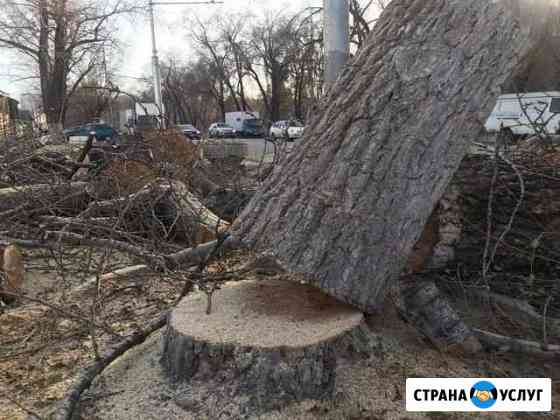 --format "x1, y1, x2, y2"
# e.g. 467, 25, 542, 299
233, 0, 554, 313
